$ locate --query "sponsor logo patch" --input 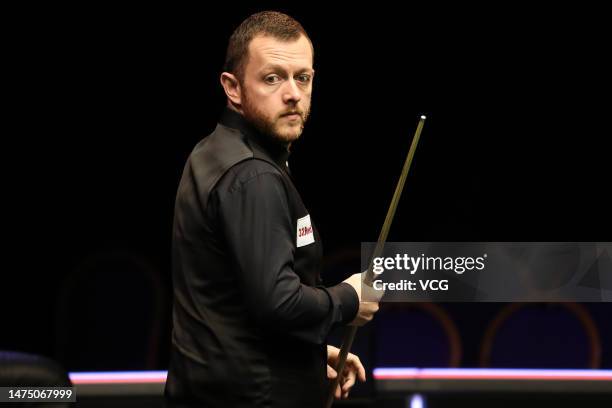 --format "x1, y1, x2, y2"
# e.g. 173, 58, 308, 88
296, 214, 315, 247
